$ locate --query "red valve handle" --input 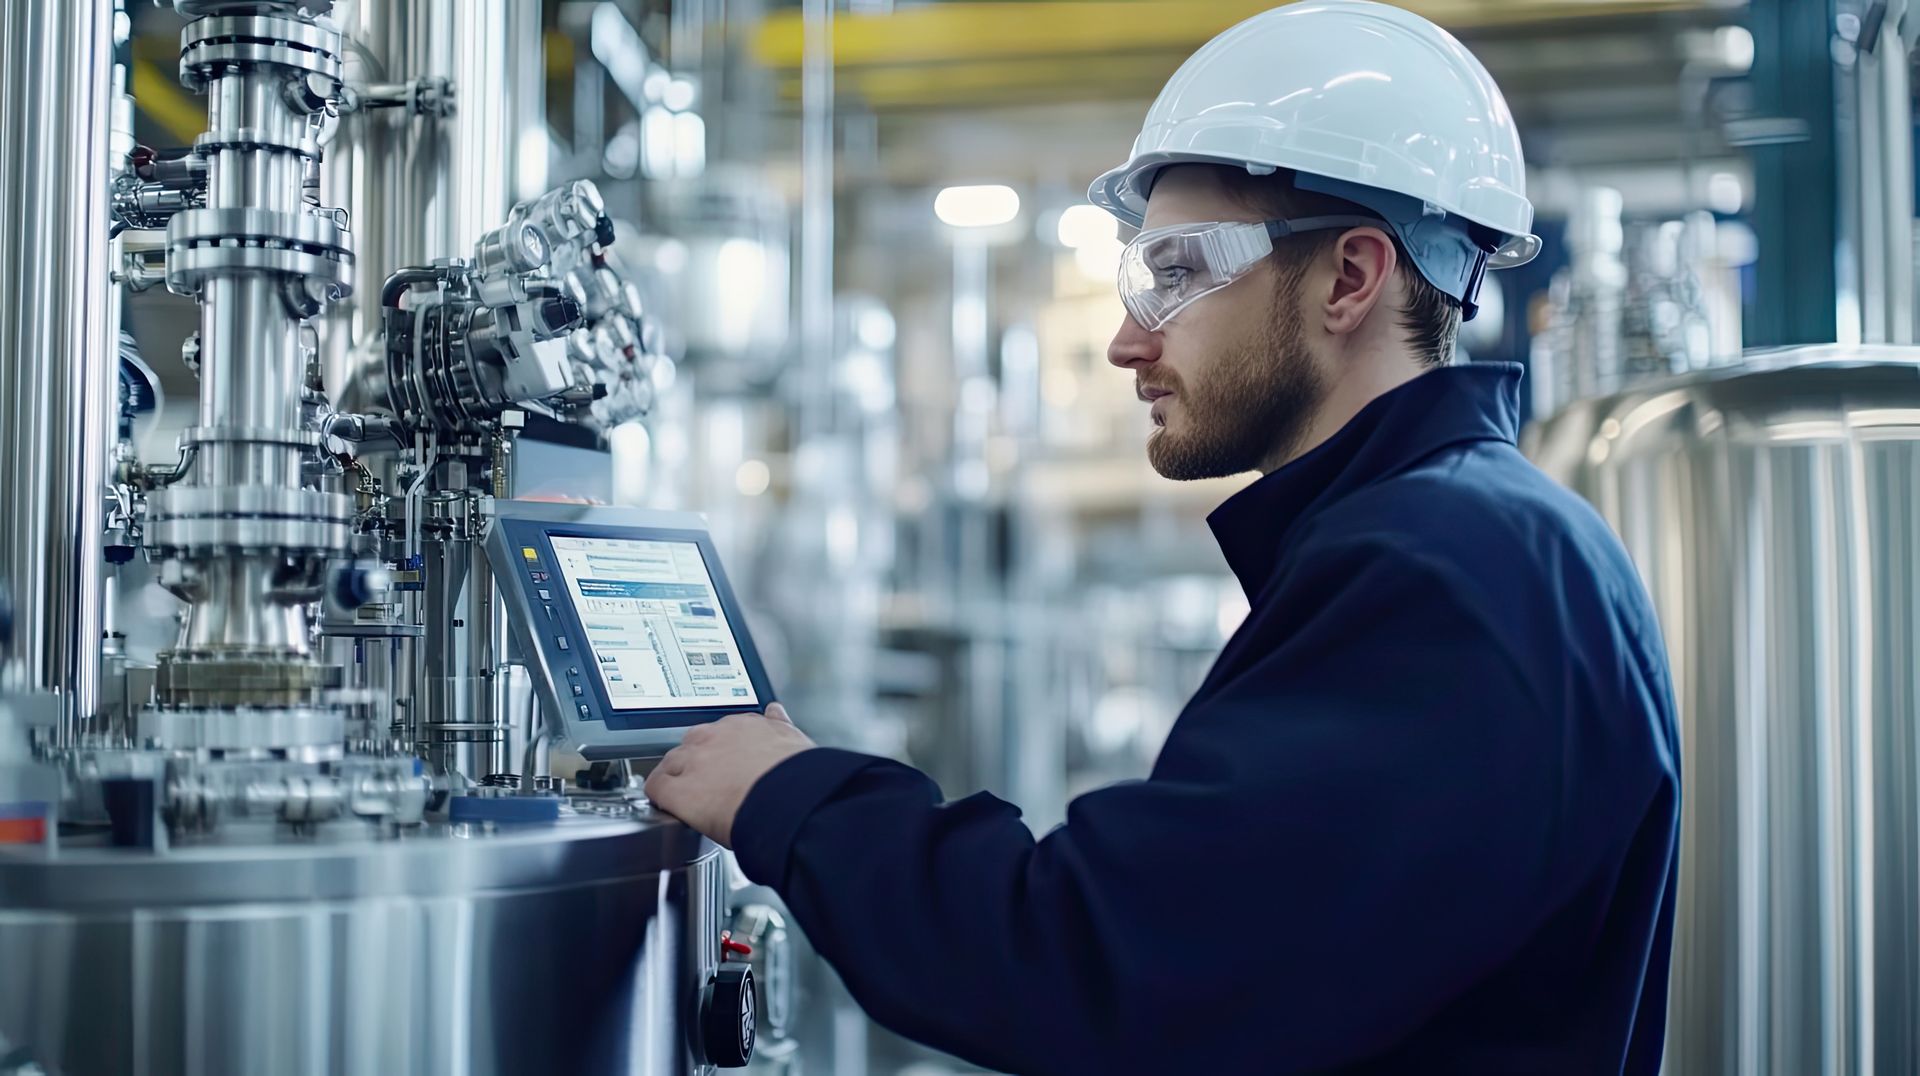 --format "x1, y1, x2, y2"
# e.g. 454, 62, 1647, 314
720, 930, 753, 961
